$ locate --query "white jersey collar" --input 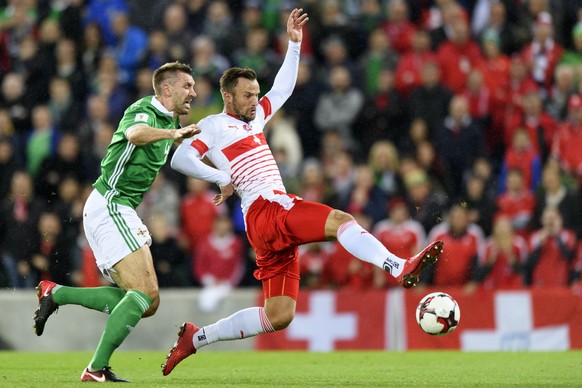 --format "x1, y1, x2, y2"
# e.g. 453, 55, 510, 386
151, 96, 174, 117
